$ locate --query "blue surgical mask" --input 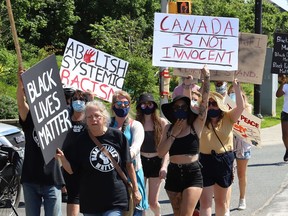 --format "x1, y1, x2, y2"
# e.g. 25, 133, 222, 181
113, 106, 130, 117
208, 109, 221, 118
216, 83, 227, 95
229, 93, 236, 102
191, 100, 200, 114
173, 109, 188, 120
142, 107, 155, 115
72, 100, 85, 112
